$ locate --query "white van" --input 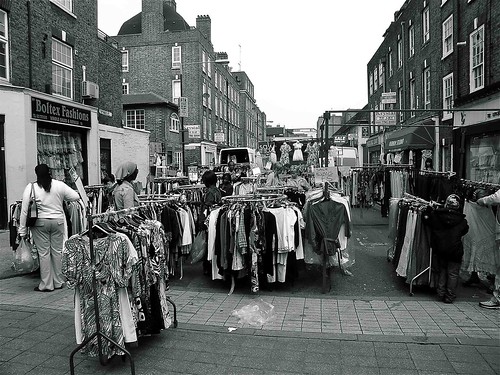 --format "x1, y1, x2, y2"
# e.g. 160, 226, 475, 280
219, 147, 256, 166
